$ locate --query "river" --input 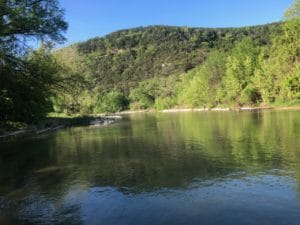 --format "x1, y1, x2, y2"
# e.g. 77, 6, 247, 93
0, 110, 300, 225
